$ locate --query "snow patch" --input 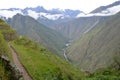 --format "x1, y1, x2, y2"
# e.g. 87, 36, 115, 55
27, 10, 39, 19
77, 5, 120, 18
45, 14, 64, 20
27, 10, 65, 20
102, 5, 120, 15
